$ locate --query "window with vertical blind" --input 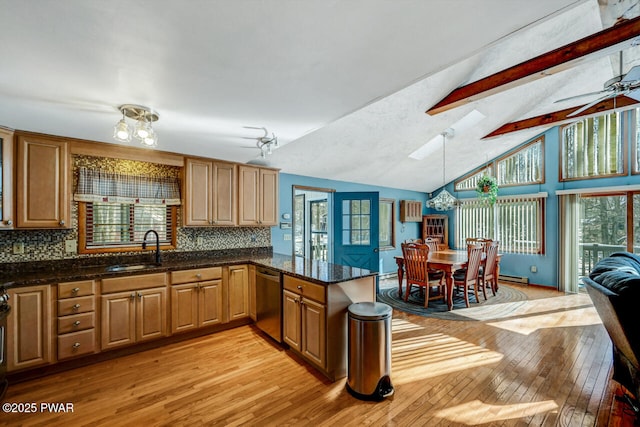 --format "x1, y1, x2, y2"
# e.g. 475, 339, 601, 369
496, 138, 544, 186
455, 194, 545, 254
561, 111, 624, 180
